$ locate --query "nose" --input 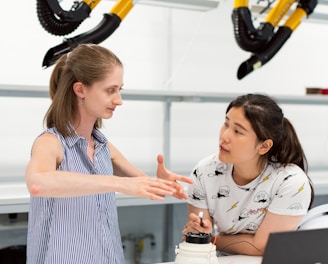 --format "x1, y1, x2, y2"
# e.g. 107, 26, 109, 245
220, 126, 230, 143
114, 92, 123, 106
